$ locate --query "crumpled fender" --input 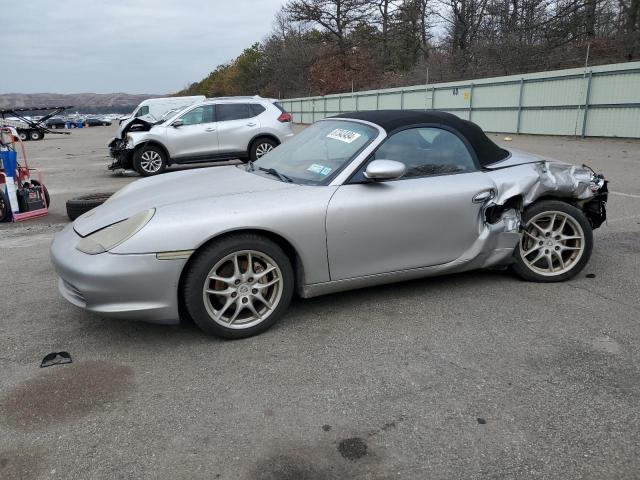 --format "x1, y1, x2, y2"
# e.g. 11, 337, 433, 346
487, 161, 604, 208
464, 160, 608, 268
